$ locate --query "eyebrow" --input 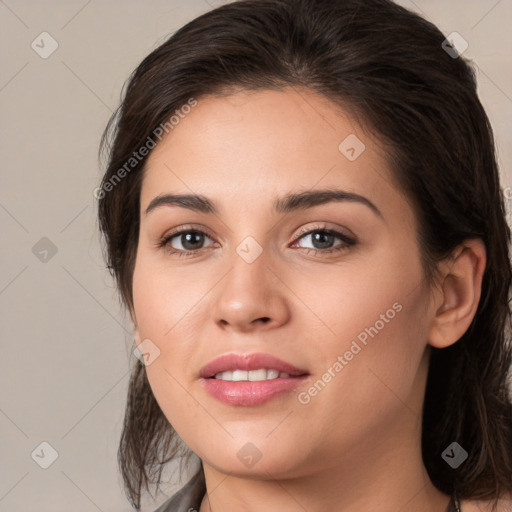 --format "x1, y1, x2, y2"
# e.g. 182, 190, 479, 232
144, 189, 383, 218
